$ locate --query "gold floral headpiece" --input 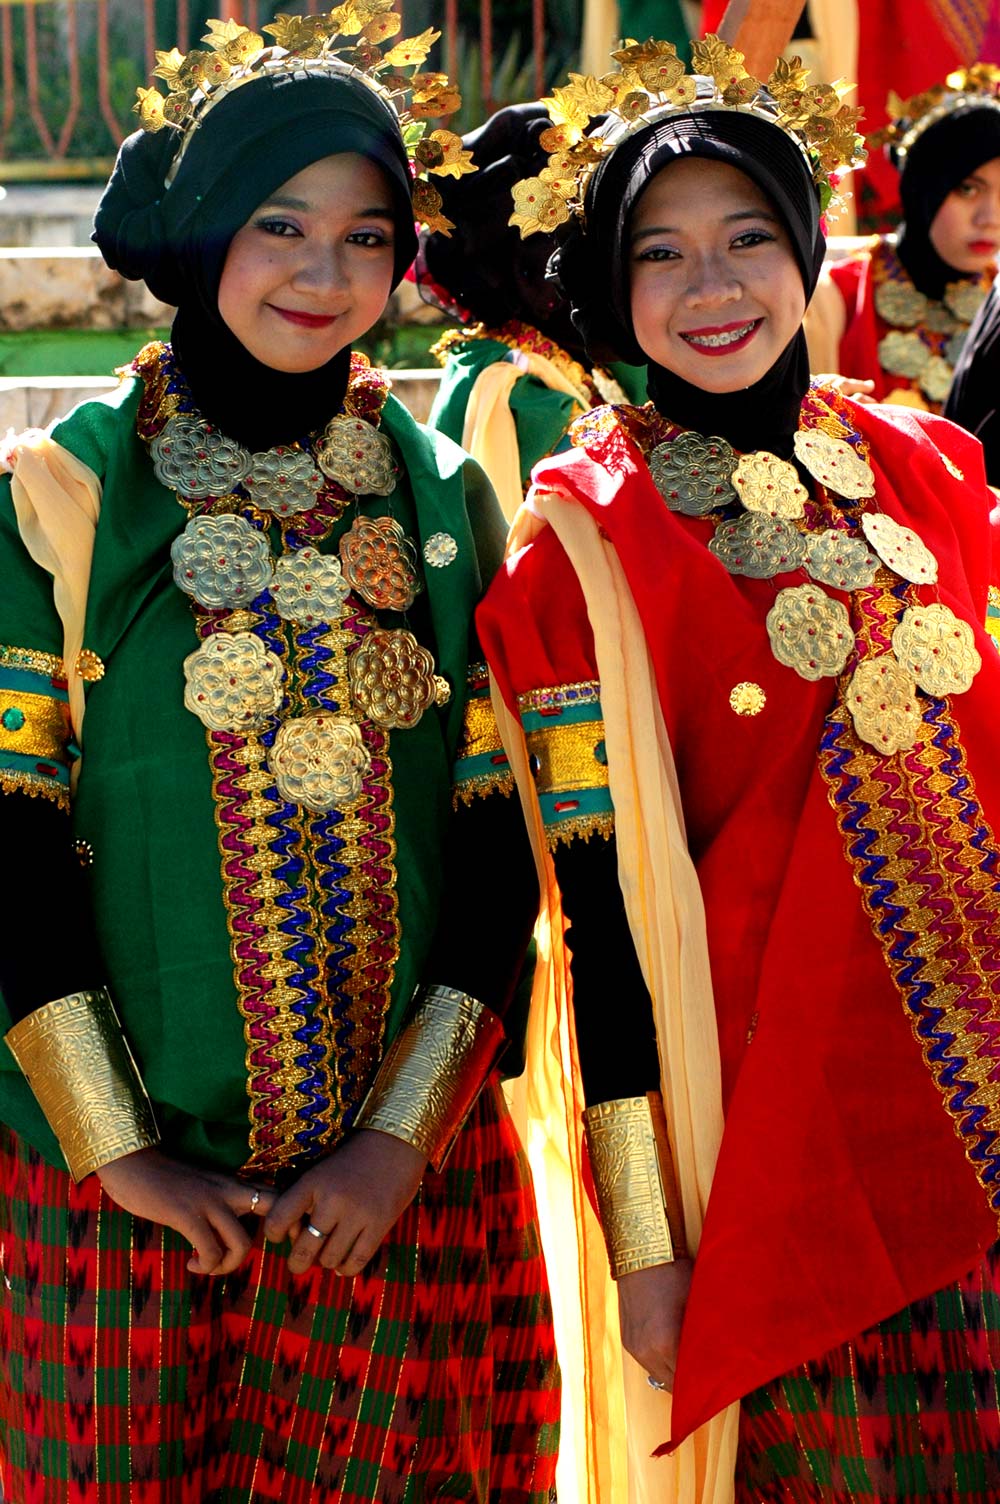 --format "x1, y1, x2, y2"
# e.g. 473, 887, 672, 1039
509, 34, 866, 238
872, 64, 1000, 164
132, 6, 474, 235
